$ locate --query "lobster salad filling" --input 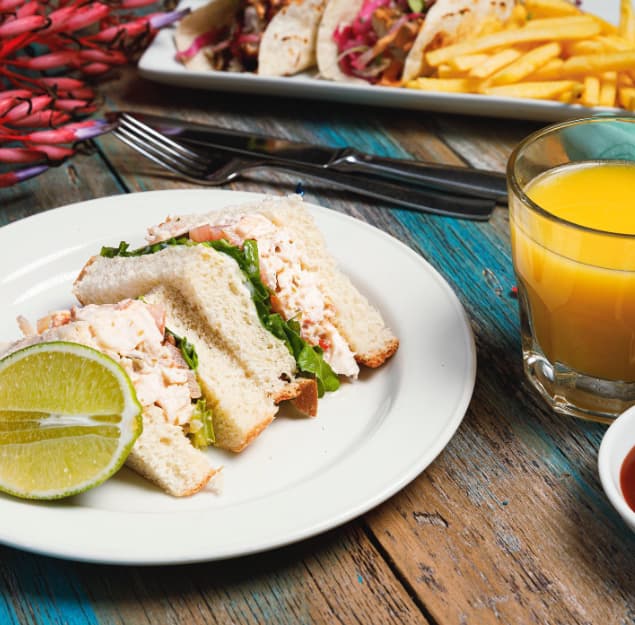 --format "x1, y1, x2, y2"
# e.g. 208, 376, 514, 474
13, 300, 204, 431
